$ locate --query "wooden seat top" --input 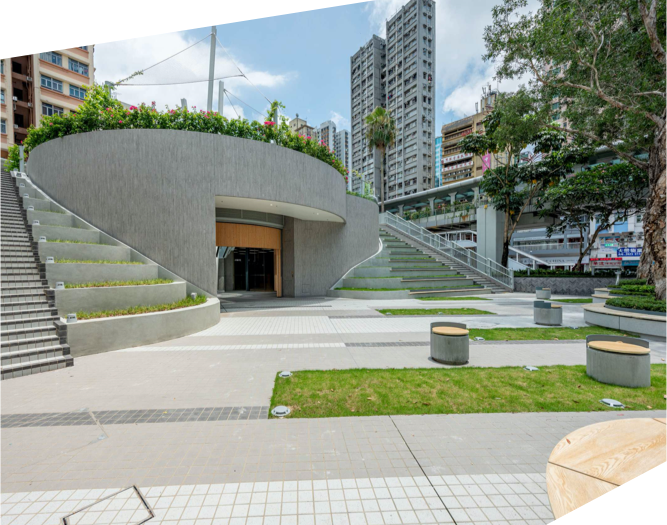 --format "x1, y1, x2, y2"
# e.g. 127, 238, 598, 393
432, 327, 469, 336
546, 418, 665, 519
588, 340, 650, 355
550, 305, 562, 309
